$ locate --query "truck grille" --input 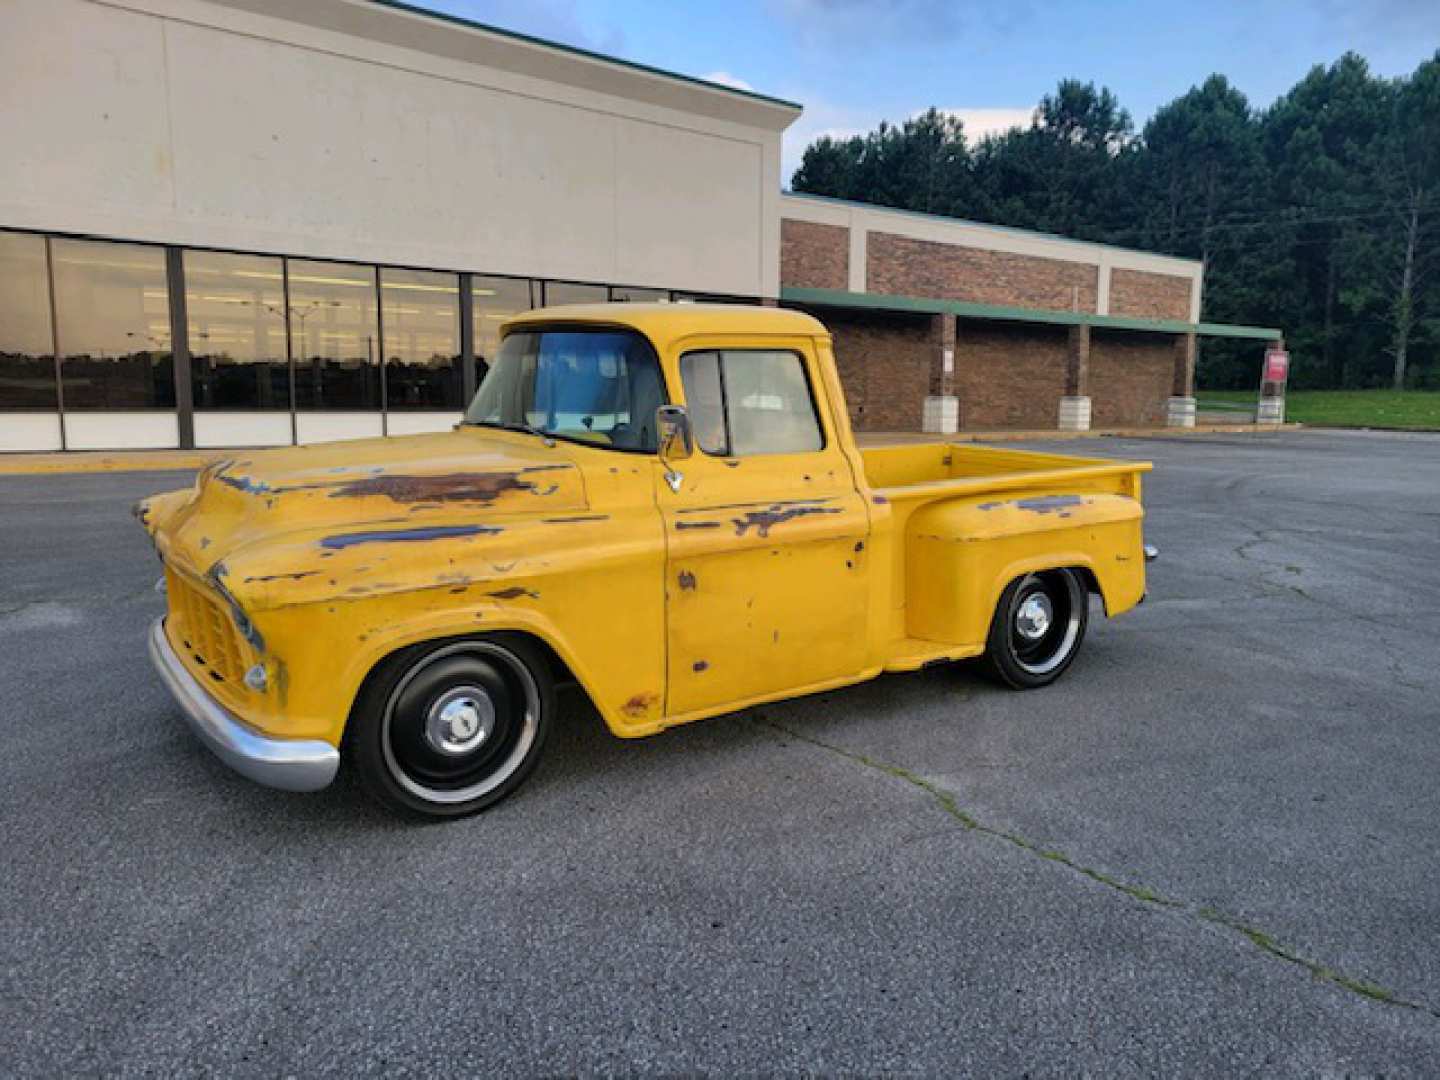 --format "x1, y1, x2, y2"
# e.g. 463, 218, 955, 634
166, 568, 245, 686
